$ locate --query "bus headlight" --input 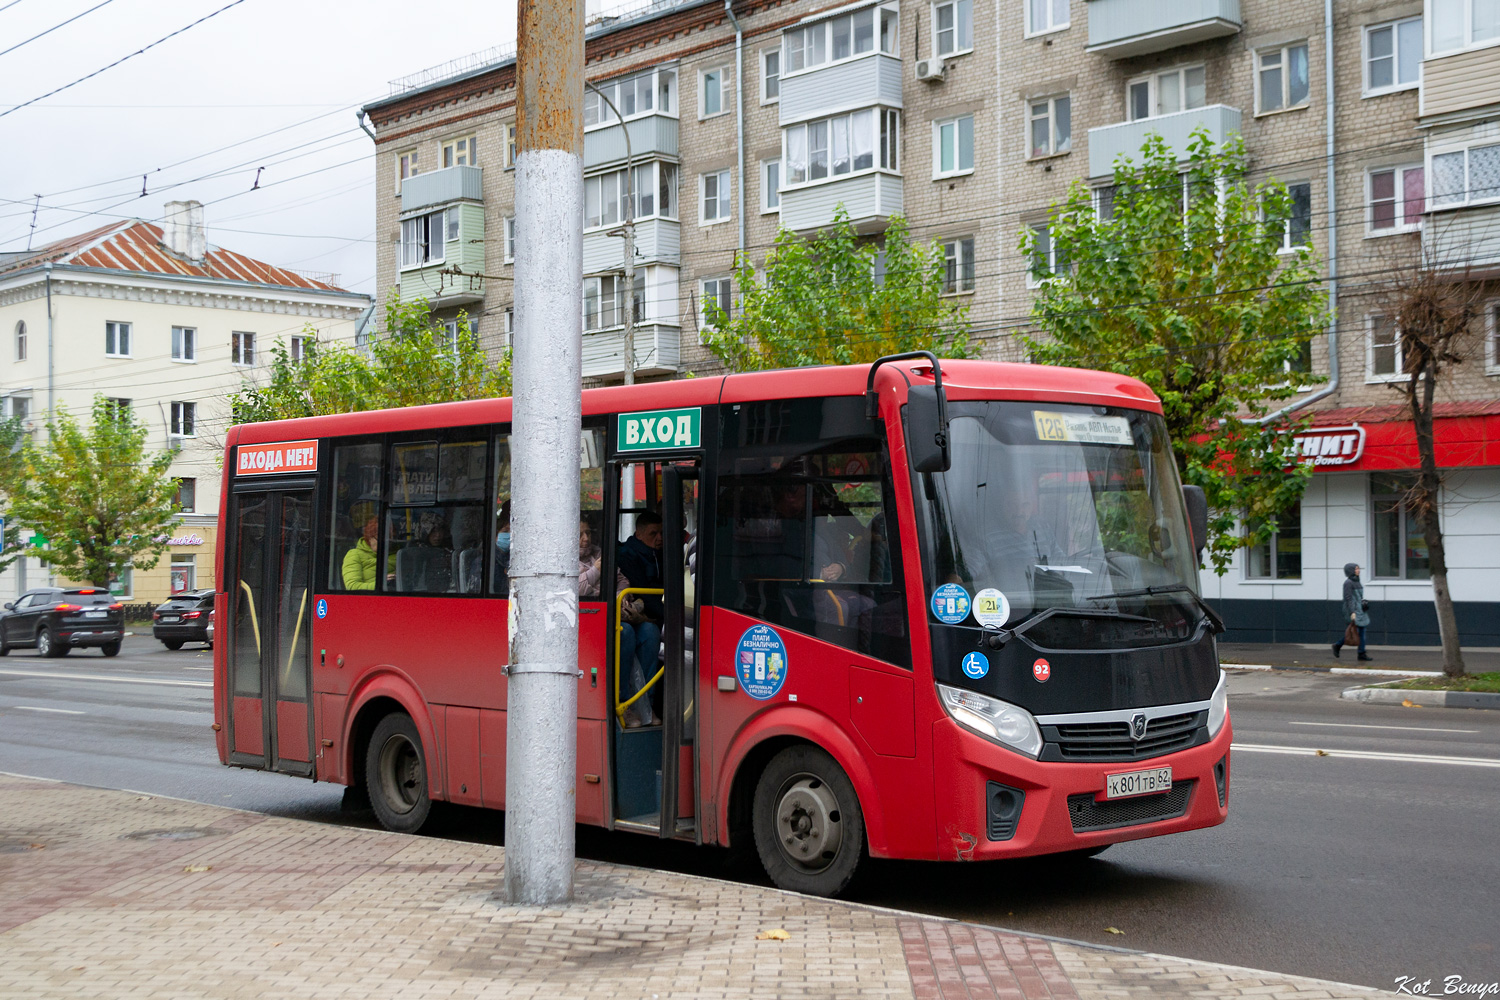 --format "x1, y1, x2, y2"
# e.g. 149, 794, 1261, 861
938, 684, 1043, 758
1206, 670, 1229, 738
